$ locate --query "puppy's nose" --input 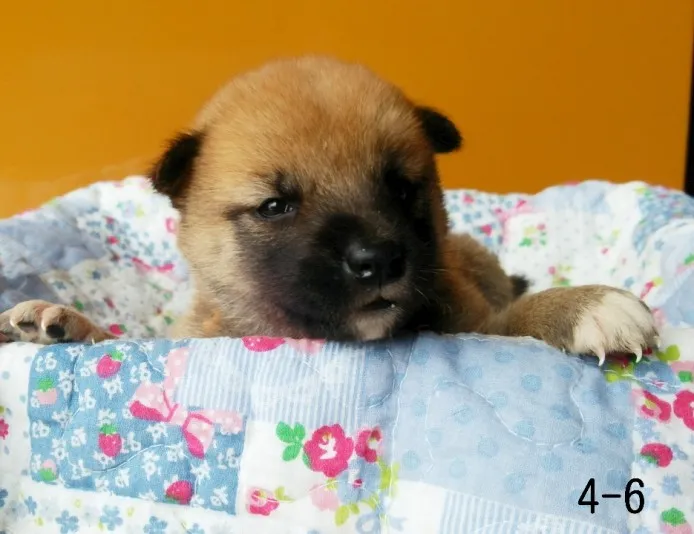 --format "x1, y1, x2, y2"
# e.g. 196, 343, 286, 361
343, 240, 406, 285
